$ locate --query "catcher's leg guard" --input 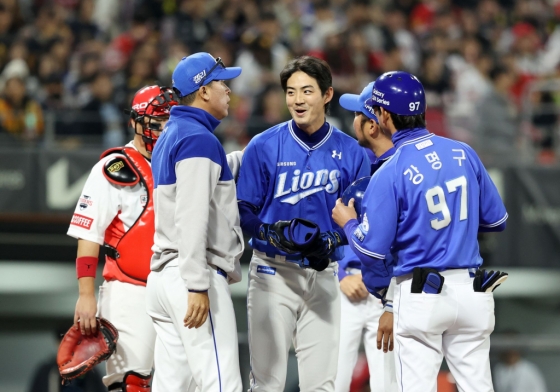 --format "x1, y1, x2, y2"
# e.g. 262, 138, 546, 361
123, 371, 152, 392
108, 371, 152, 392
